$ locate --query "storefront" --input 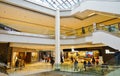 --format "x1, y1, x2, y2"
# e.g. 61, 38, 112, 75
64, 50, 100, 63
39, 51, 53, 62
11, 47, 39, 67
